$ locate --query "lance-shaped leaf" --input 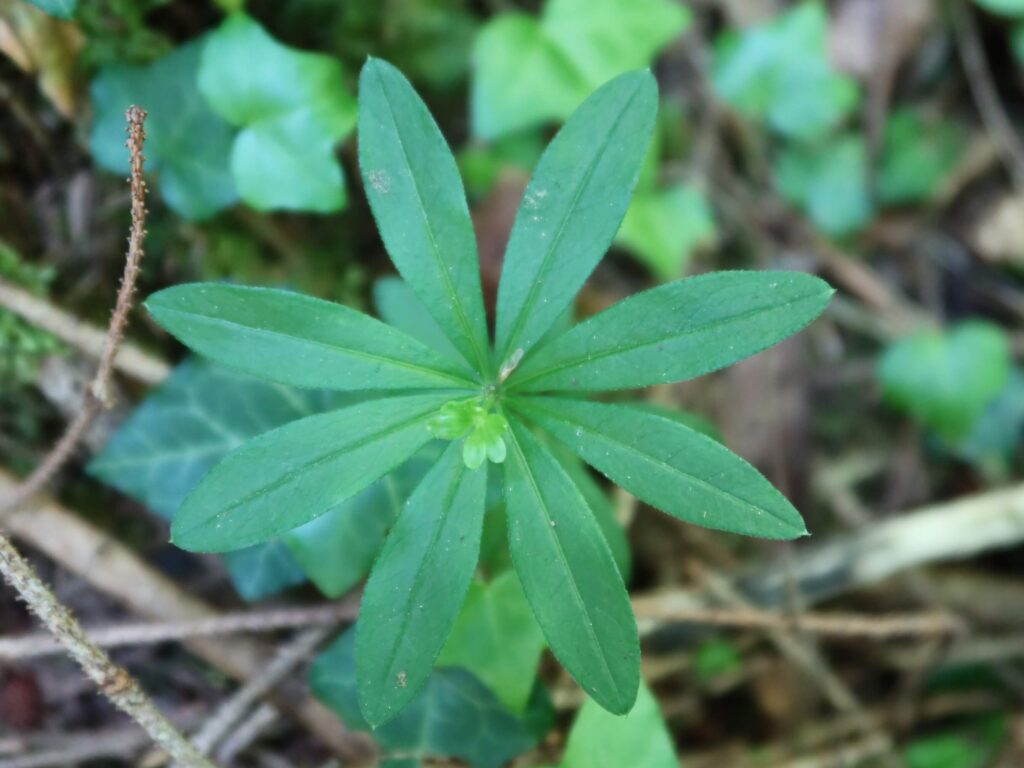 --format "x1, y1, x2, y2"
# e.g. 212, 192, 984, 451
504, 419, 639, 714
374, 276, 463, 364
357, 443, 487, 727
508, 270, 833, 392
146, 284, 478, 391
494, 70, 657, 361
514, 397, 807, 539
359, 58, 490, 373
171, 394, 449, 552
